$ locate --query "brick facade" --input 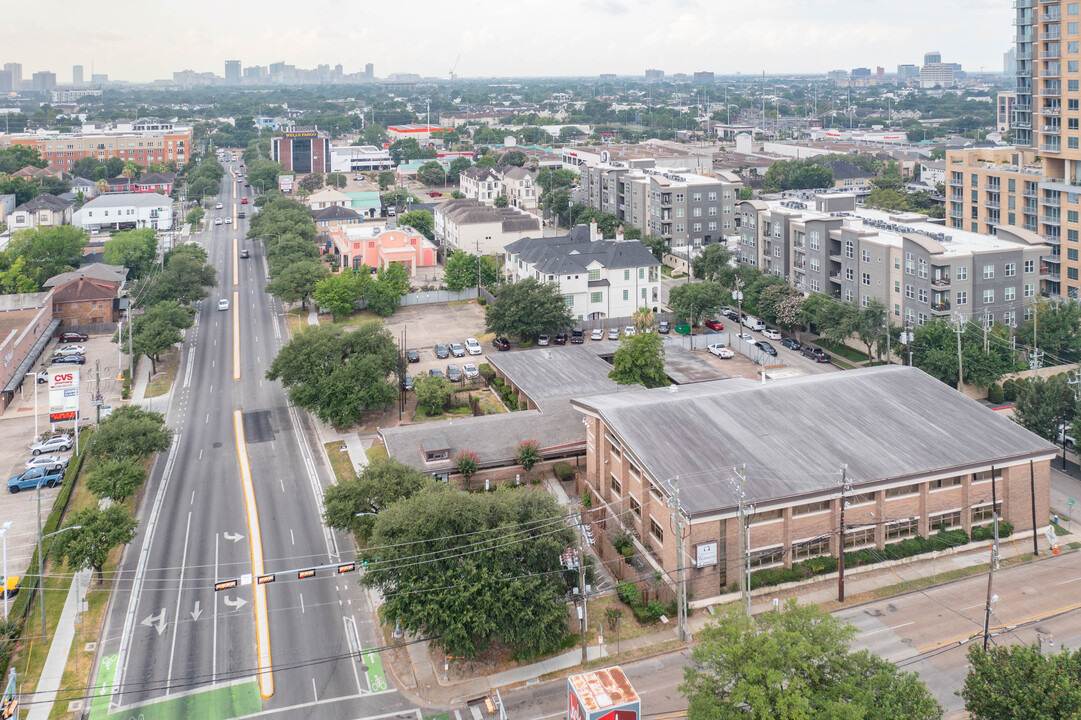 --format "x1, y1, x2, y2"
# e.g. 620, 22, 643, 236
51, 277, 120, 326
